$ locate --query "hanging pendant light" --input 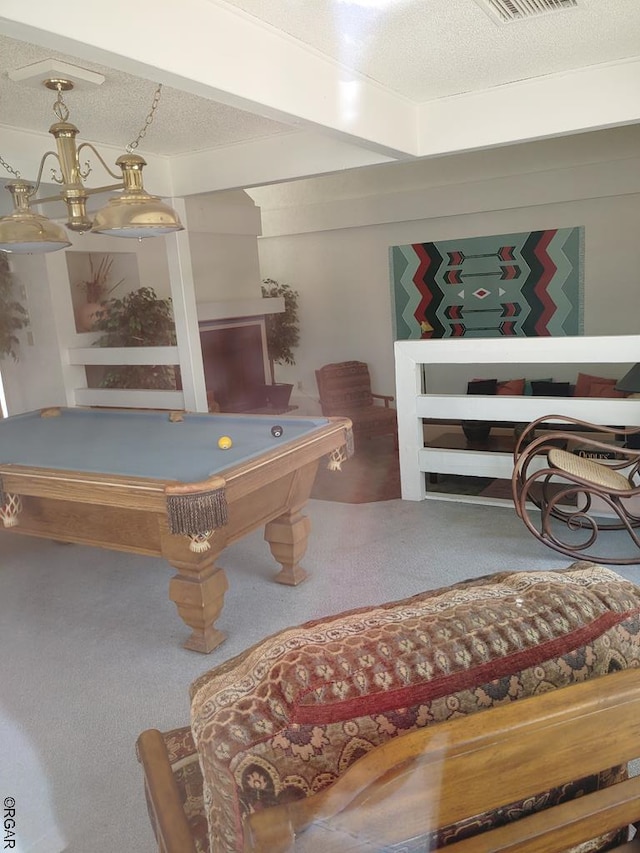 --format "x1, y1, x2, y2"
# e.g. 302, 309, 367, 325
91, 154, 184, 237
0, 180, 71, 254
0, 78, 183, 254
